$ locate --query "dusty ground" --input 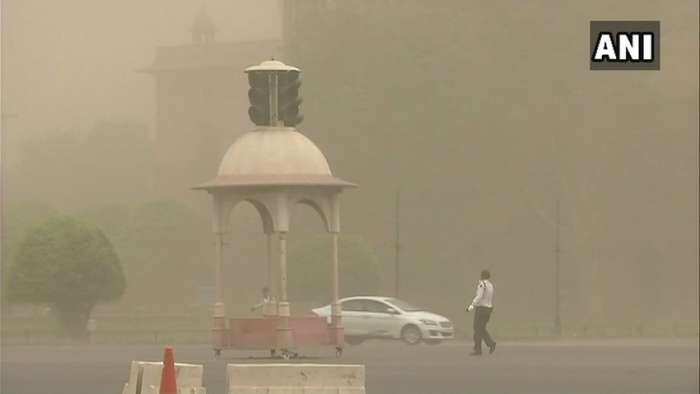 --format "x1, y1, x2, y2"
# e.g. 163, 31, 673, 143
1, 338, 698, 394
